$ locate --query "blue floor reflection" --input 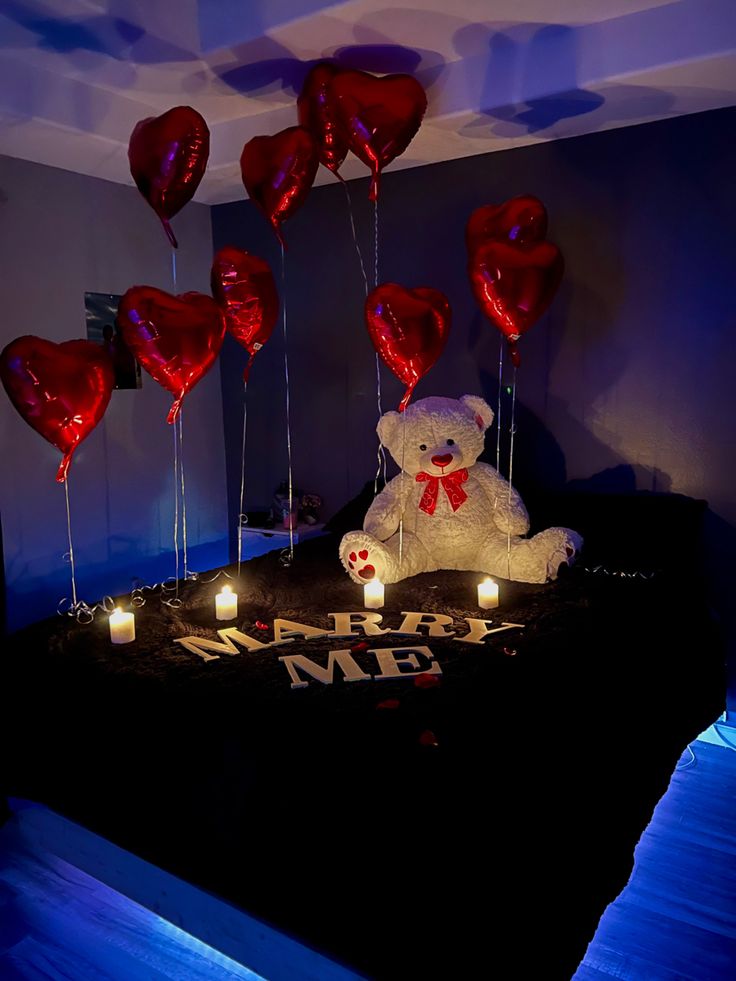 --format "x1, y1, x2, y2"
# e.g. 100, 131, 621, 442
0, 825, 263, 980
